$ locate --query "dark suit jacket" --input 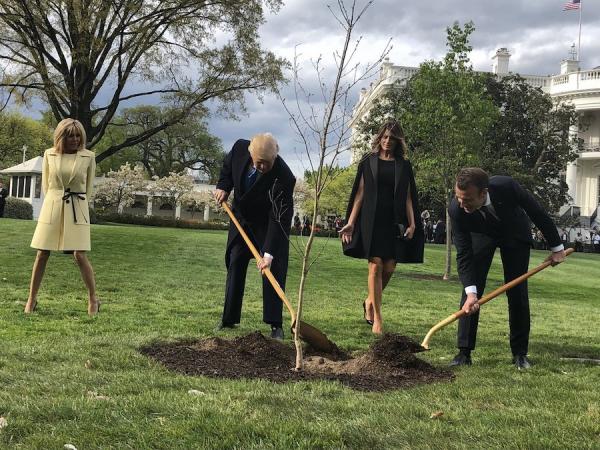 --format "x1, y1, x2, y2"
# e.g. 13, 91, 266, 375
217, 139, 296, 266
449, 175, 561, 288
0, 187, 7, 208
343, 153, 424, 263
